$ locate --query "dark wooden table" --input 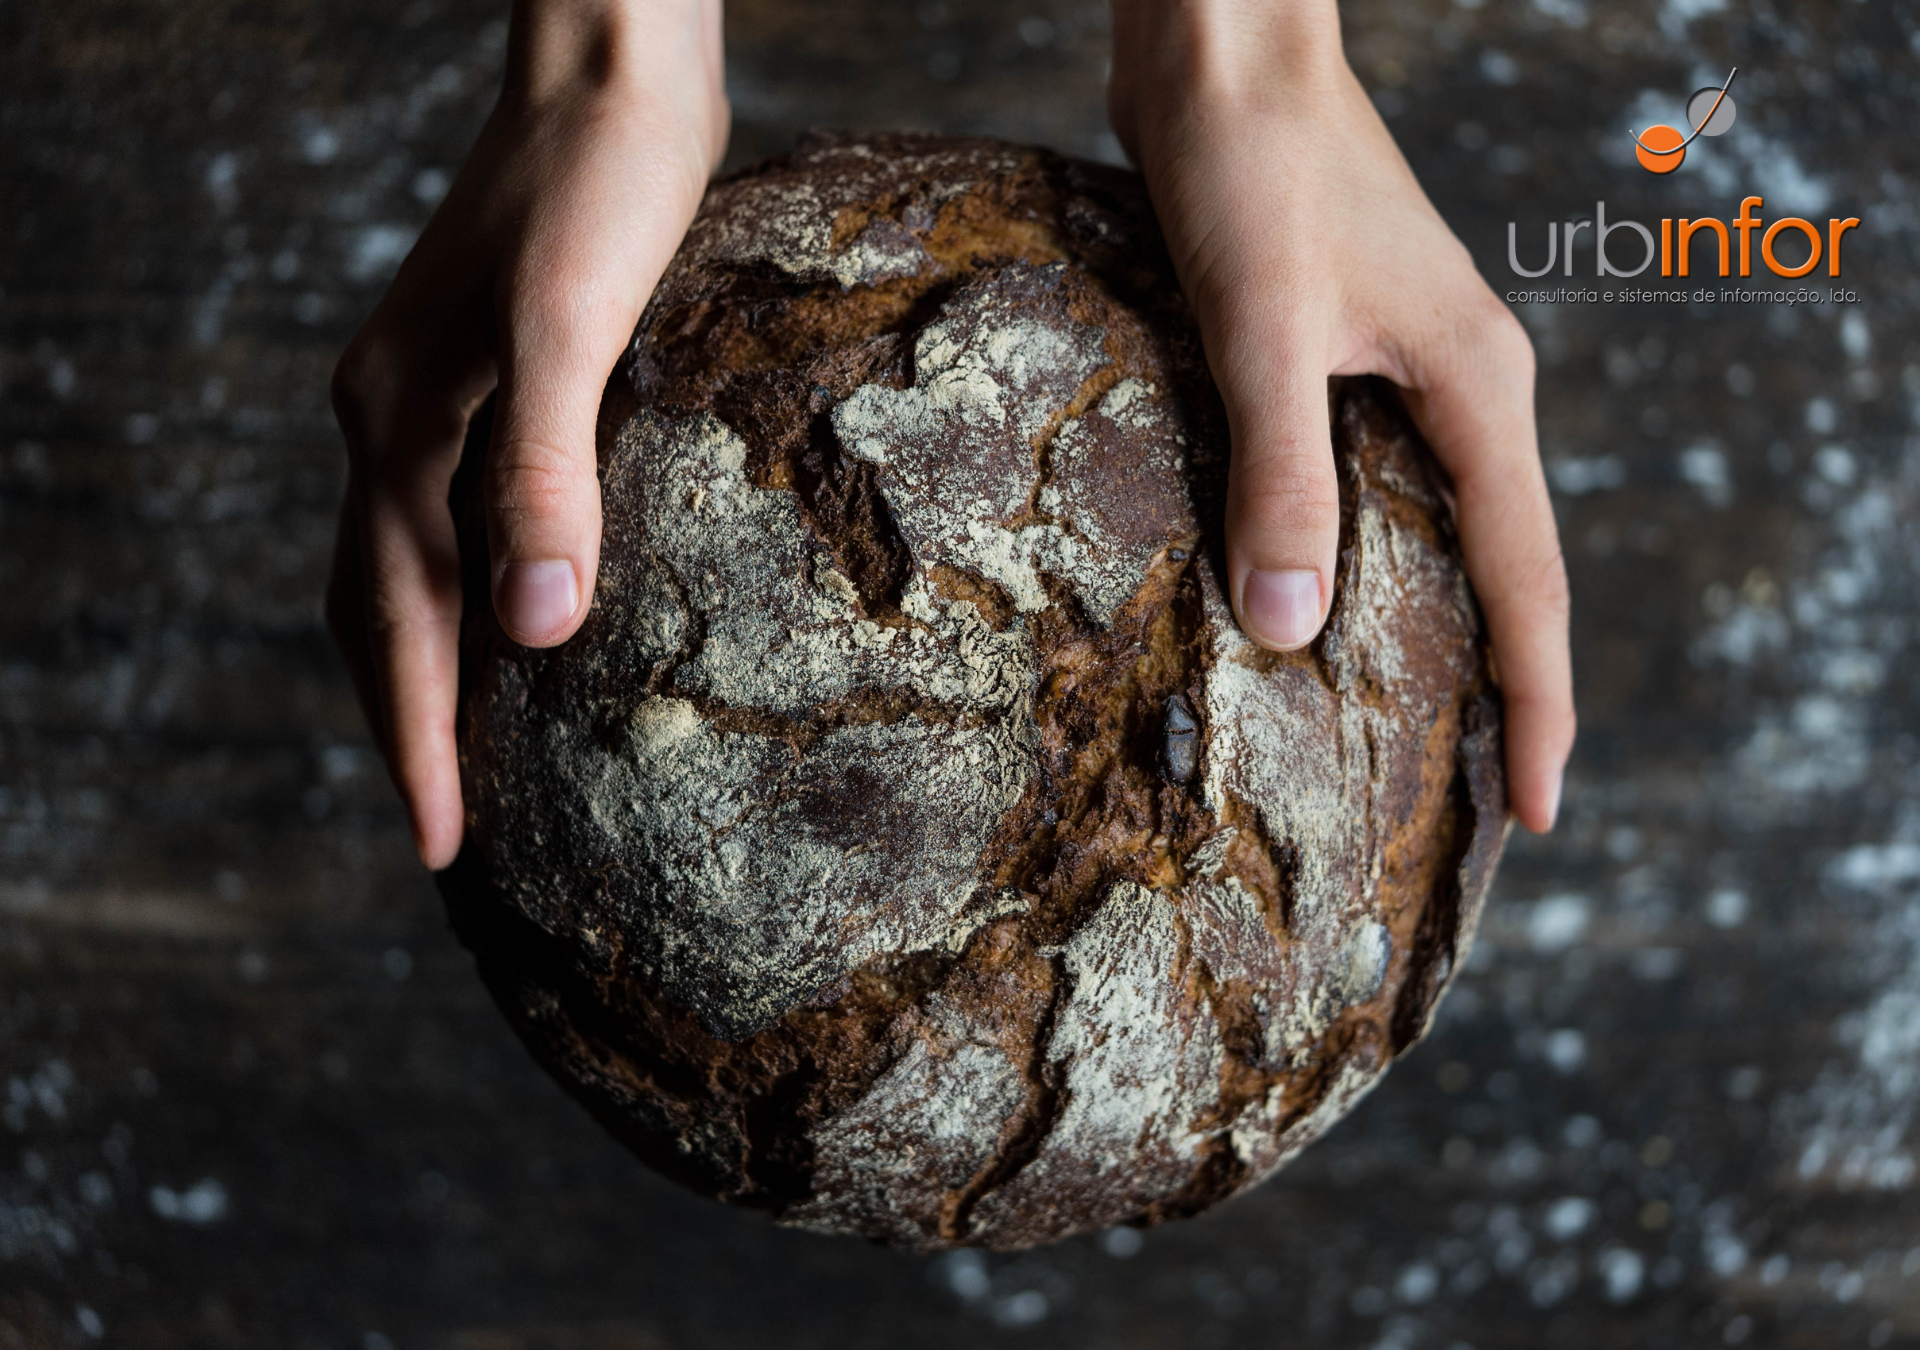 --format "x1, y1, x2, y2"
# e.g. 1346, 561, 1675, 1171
4, 1, 1918, 1345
